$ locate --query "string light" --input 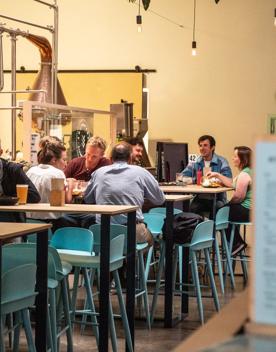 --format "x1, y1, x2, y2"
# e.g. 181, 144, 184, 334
192, 0, 197, 56
136, 0, 142, 32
